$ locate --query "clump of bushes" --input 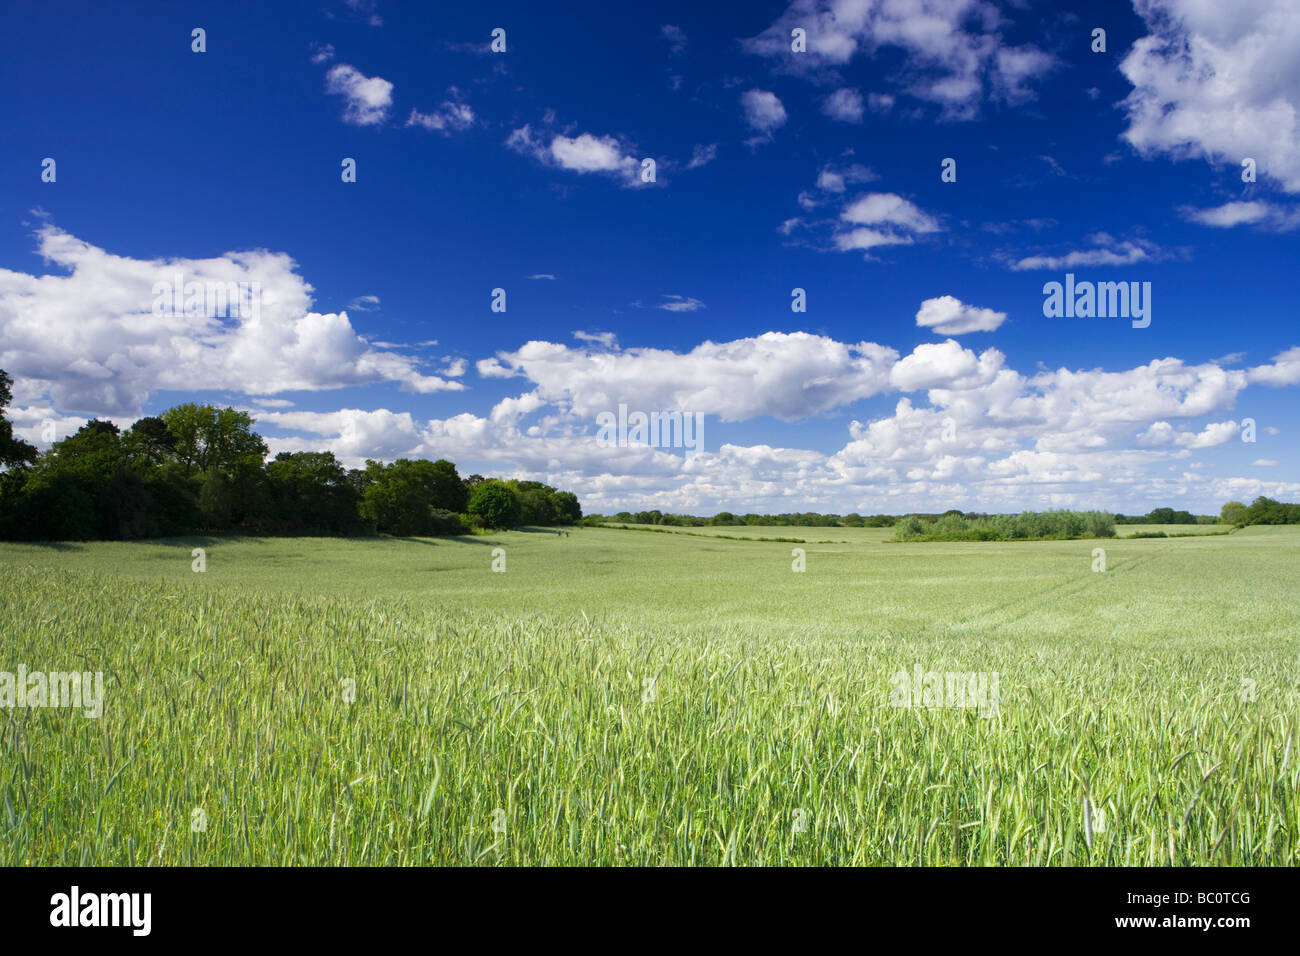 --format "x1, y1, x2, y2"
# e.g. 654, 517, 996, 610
893, 509, 1116, 542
